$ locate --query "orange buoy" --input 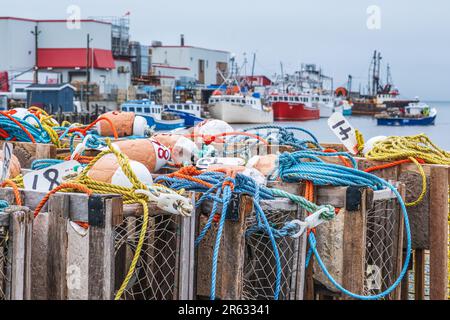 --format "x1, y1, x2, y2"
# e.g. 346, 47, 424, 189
96, 111, 147, 137
111, 138, 171, 172
246, 154, 278, 176
87, 153, 153, 187
0, 151, 21, 179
